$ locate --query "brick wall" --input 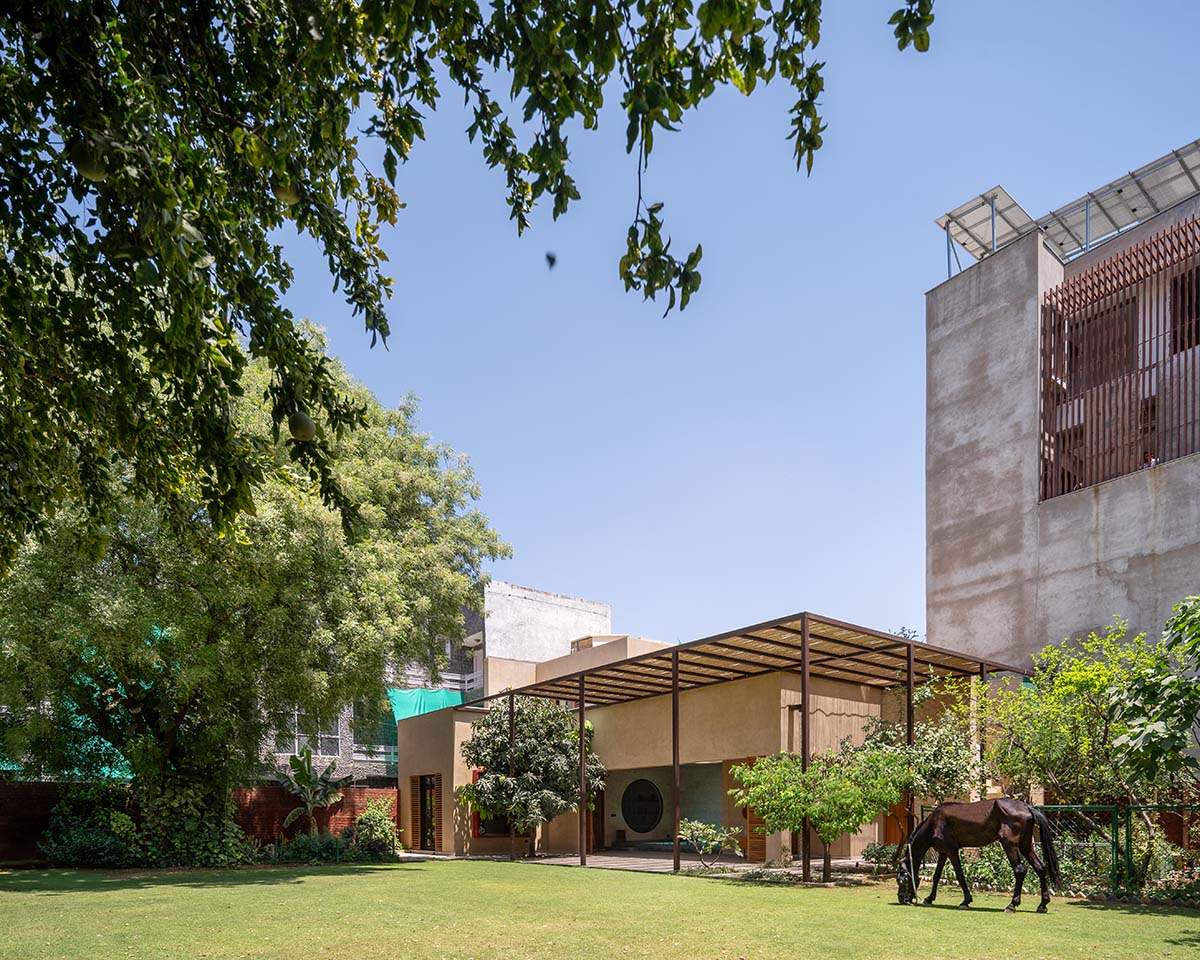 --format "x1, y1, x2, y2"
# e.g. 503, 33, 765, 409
0, 782, 401, 862
233, 785, 401, 843
0, 781, 61, 862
